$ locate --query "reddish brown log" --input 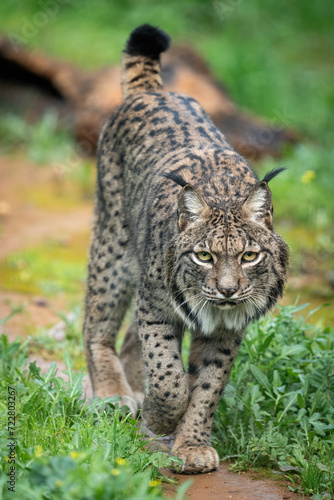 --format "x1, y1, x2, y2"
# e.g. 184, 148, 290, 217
0, 34, 298, 160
